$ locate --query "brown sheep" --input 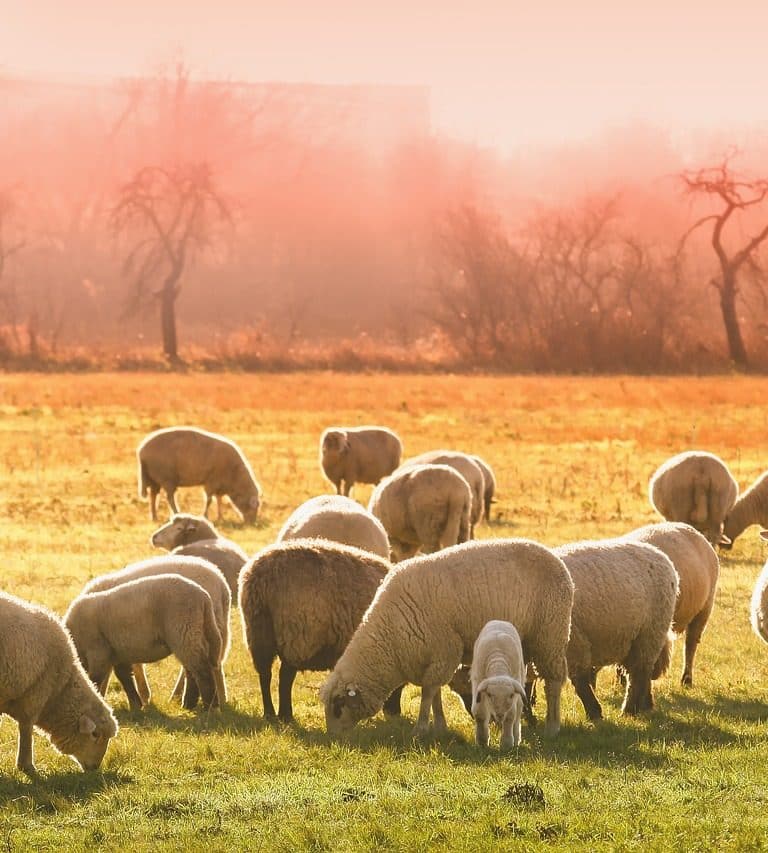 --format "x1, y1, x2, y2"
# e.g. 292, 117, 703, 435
320, 426, 402, 496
